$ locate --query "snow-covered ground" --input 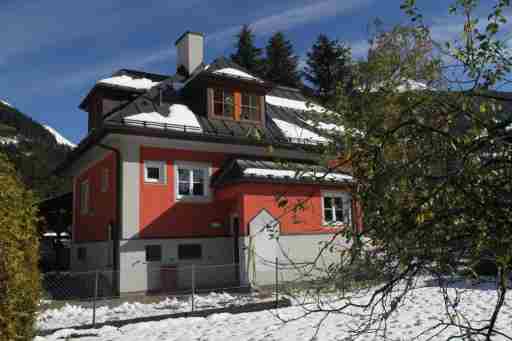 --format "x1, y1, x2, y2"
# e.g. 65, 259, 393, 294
37, 292, 264, 331
43, 125, 76, 148
37, 281, 512, 341
0, 99, 13, 108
